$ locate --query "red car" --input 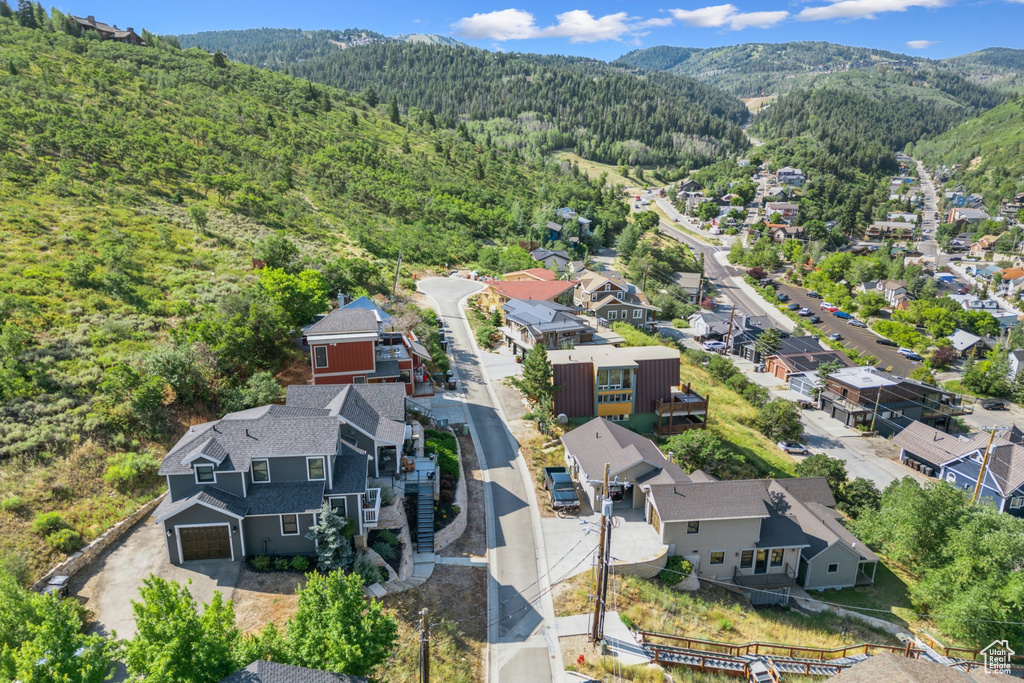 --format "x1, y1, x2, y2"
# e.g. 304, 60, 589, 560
820, 305, 838, 313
